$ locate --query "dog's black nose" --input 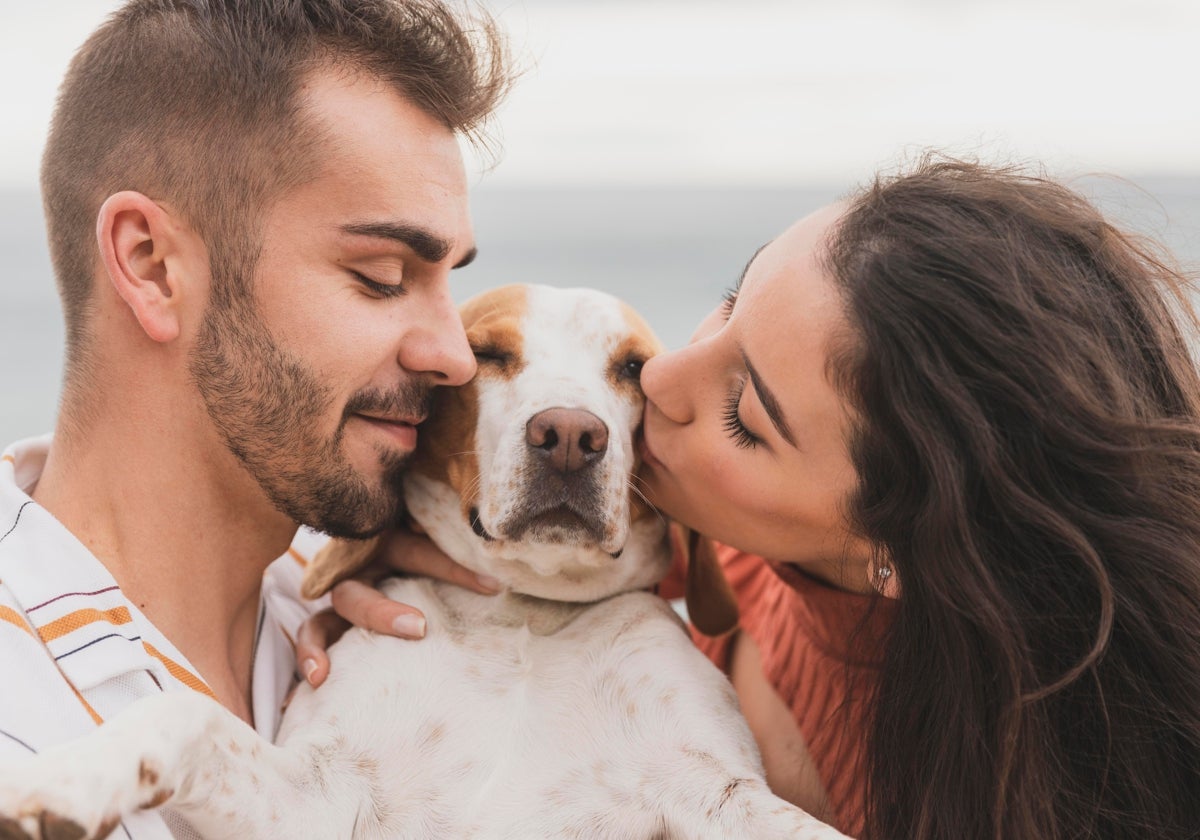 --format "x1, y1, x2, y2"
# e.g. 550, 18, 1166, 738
526, 408, 609, 473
